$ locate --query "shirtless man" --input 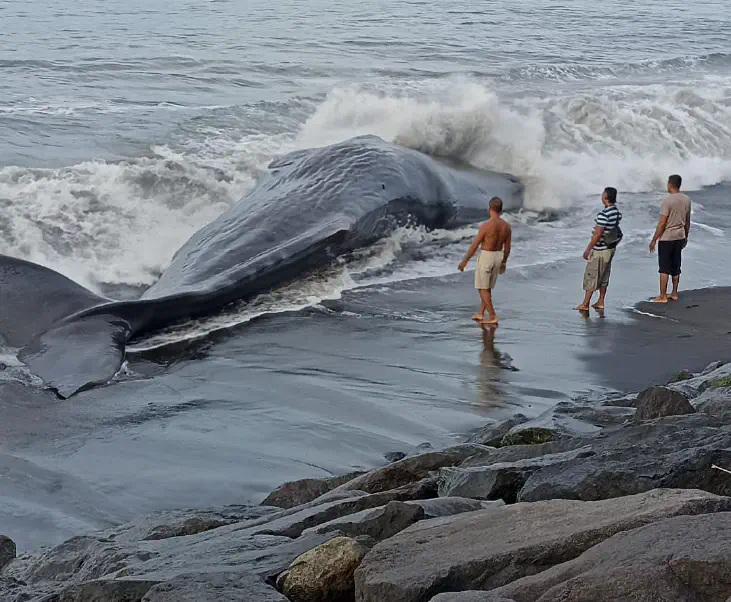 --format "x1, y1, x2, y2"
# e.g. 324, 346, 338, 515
458, 197, 512, 326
